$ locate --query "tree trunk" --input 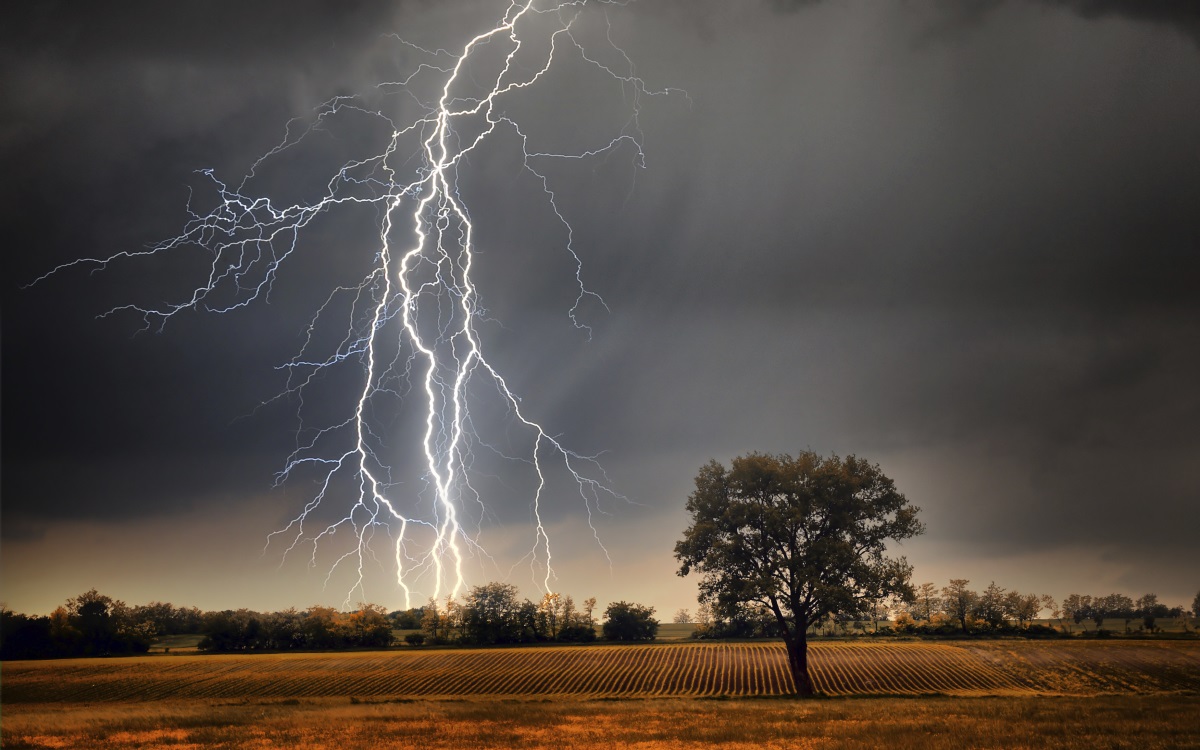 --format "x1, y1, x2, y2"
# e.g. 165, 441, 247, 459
784, 634, 815, 696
